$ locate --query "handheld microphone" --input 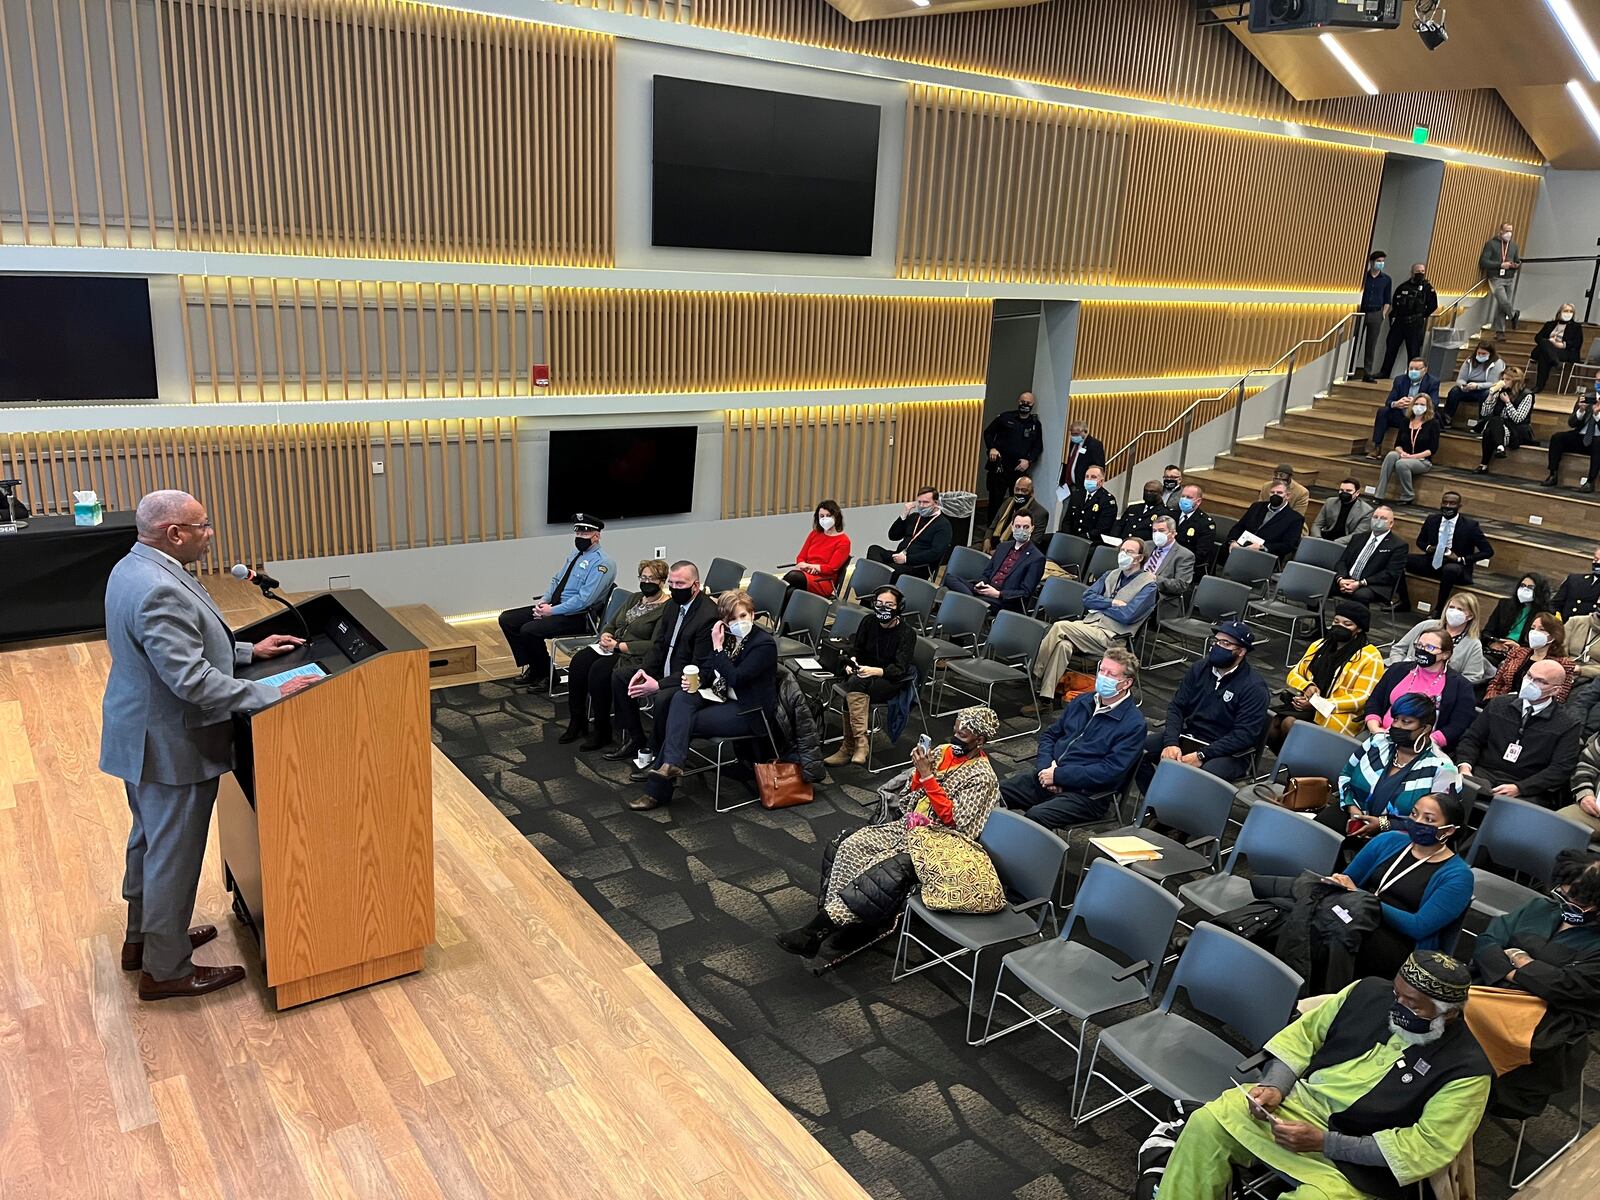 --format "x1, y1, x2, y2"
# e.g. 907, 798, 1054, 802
231, 563, 282, 591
